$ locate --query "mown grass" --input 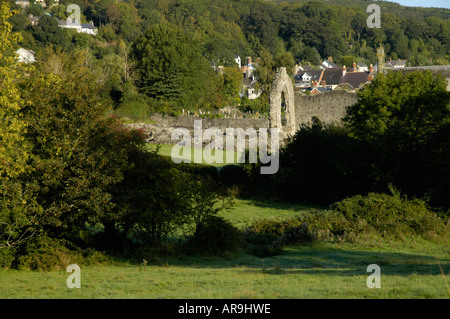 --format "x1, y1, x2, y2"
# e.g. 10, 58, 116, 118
0, 241, 448, 298
146, 143, 244, 167
0, 199, 449, 299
